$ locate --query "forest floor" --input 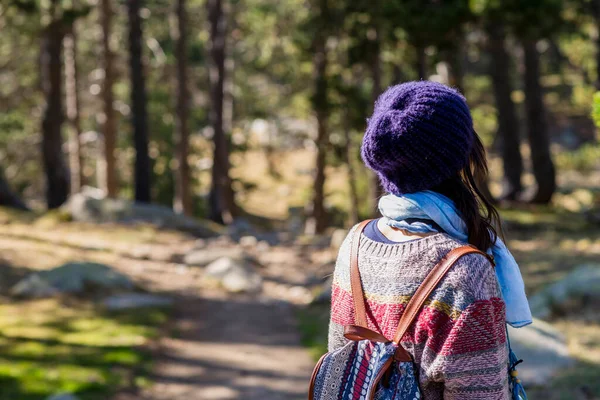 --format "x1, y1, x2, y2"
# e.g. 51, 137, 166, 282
0, 208, 323, 400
